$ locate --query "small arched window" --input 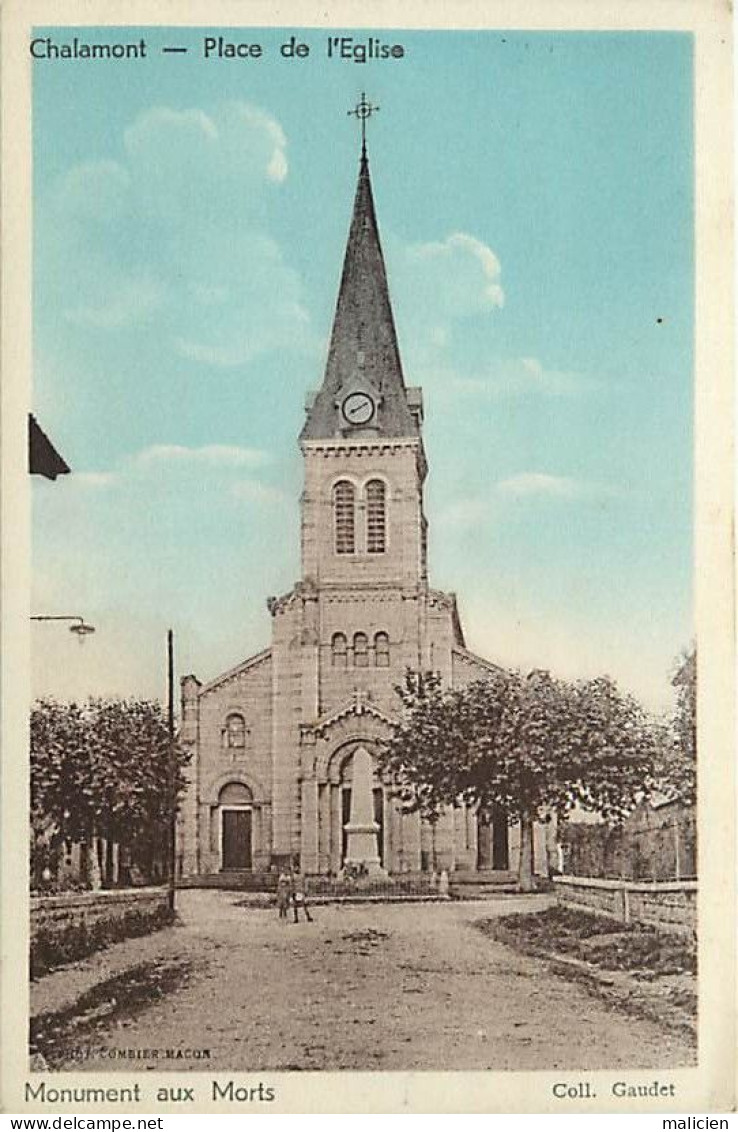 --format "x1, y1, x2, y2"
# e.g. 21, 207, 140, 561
331, 632, 348, 668
333, 480, 356, 554
353, 632, 369, 667
374, 632, 390, 667
365, 479, 386, 554
224, 713, 246, 749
